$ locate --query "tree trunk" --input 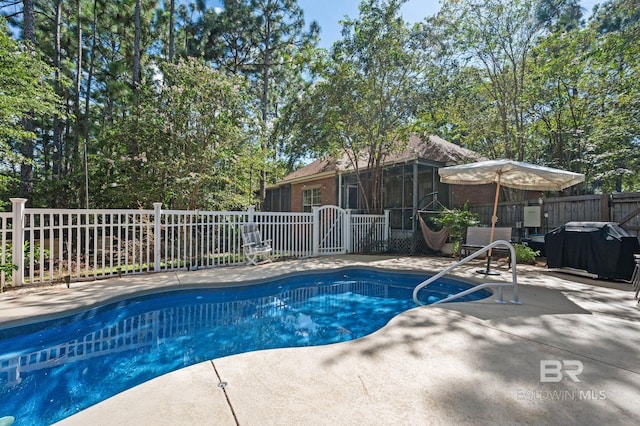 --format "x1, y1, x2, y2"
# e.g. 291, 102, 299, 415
168, 0, 175, 62
52, 0, 63, 180
76, 0, 85, 207
19, 0, 36, 203
82, 0, 99, 209
259, 14, 271, 209
130, 0, 142, 185
133, 0, 142, 89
